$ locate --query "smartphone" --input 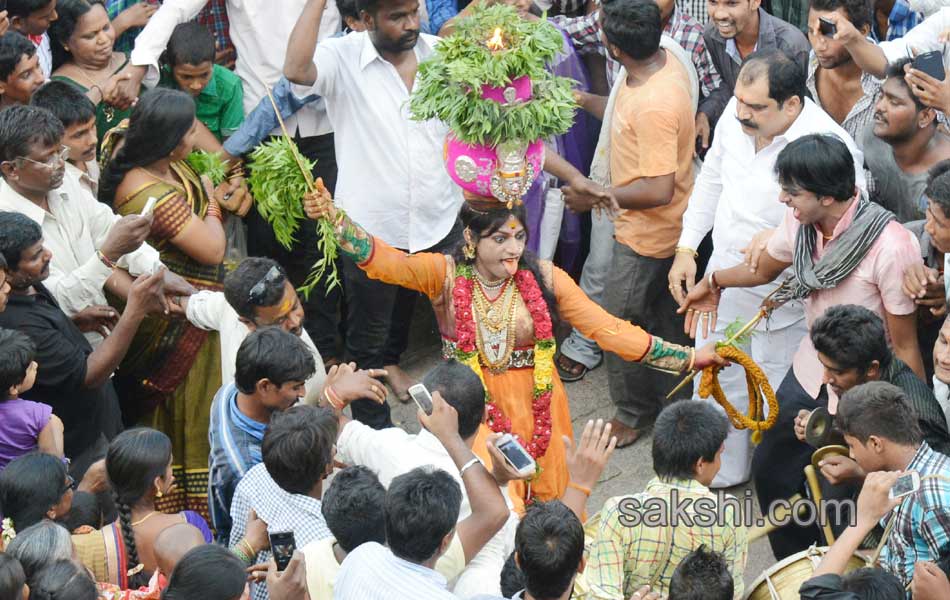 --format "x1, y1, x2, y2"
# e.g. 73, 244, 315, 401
888, 471, 920, 500
818, 16, 836, 37
268, 531, 296, 571
914, 50, 946, 81
408, 383, 433, 415
495, 433, 537, 478
140, 196, 158, 216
